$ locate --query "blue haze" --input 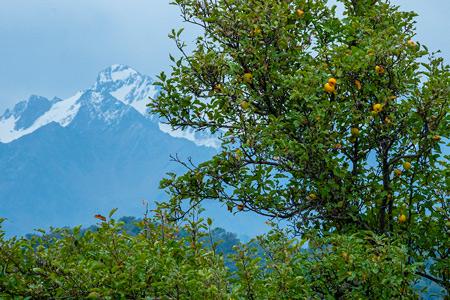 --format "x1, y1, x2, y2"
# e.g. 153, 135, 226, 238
0, 66, 271, 238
